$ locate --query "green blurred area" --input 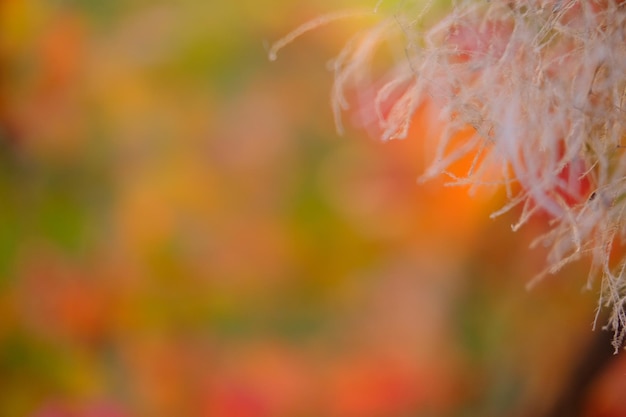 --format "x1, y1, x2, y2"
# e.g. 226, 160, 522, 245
0, 1, 623, 417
